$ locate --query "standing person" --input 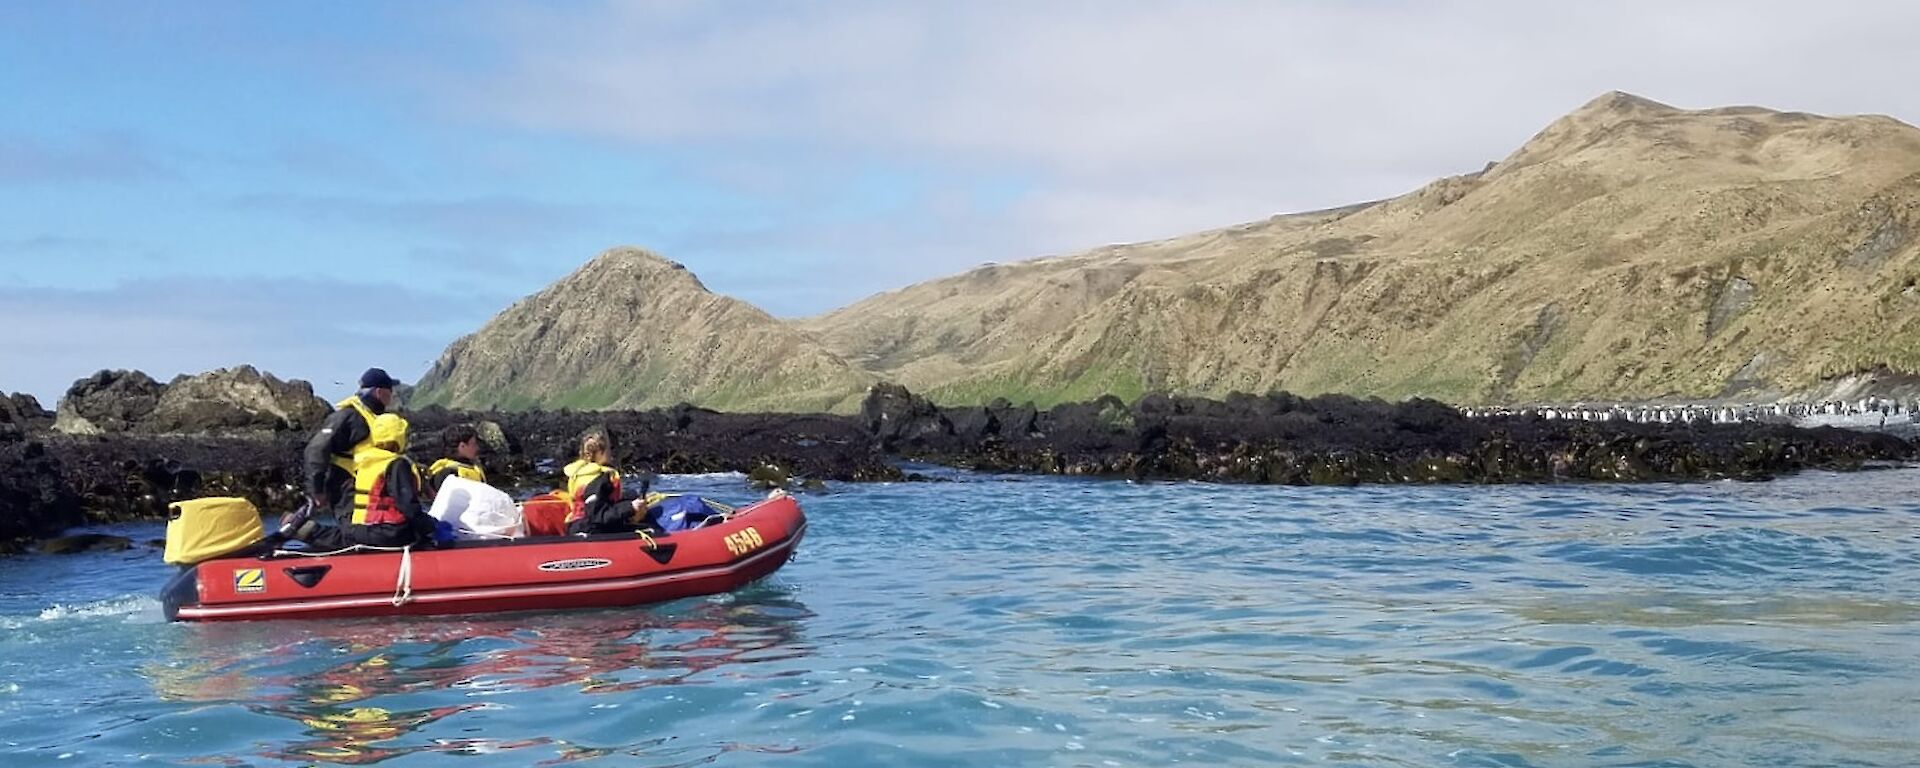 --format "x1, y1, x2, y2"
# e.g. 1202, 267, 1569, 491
297, 368, 402, 528
563, 433, 647, 535
427, 425, 488, 492
291, 413, 439, 550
